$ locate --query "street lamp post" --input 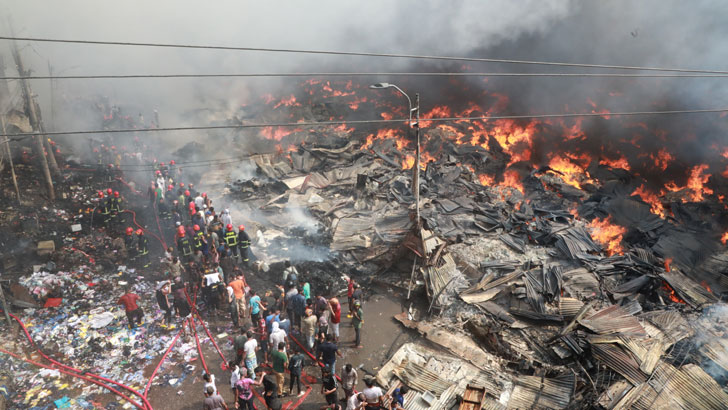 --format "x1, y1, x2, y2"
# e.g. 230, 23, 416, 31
370, 83, 421, 228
